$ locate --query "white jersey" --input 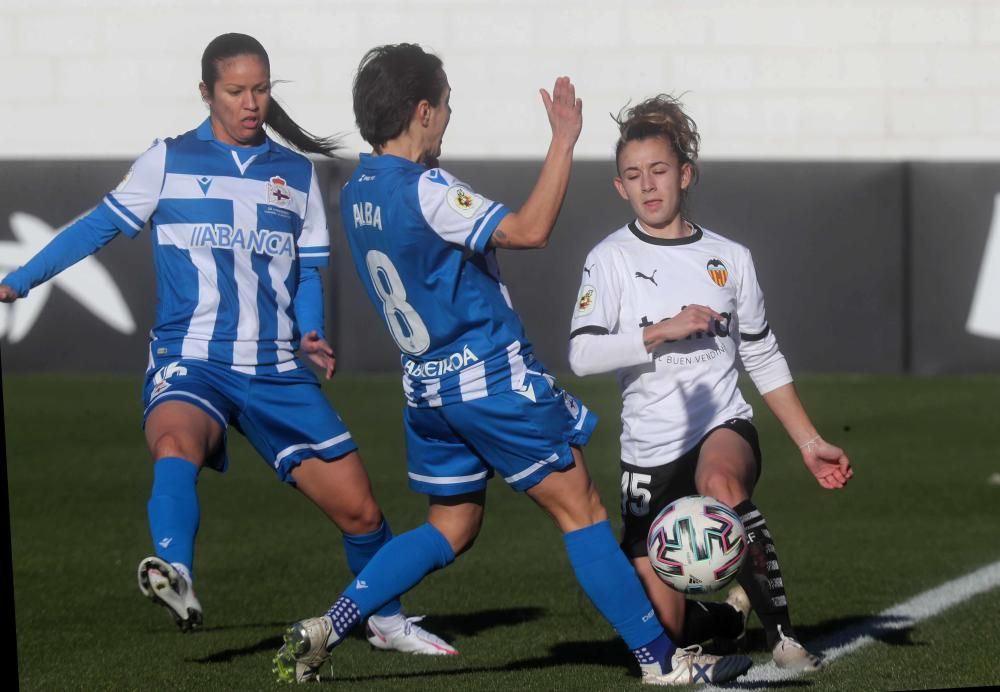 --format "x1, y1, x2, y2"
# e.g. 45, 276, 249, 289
569, 221, 792, 467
